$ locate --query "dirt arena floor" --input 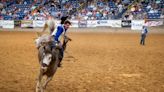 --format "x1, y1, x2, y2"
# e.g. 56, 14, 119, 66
0, 27, 164, 92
